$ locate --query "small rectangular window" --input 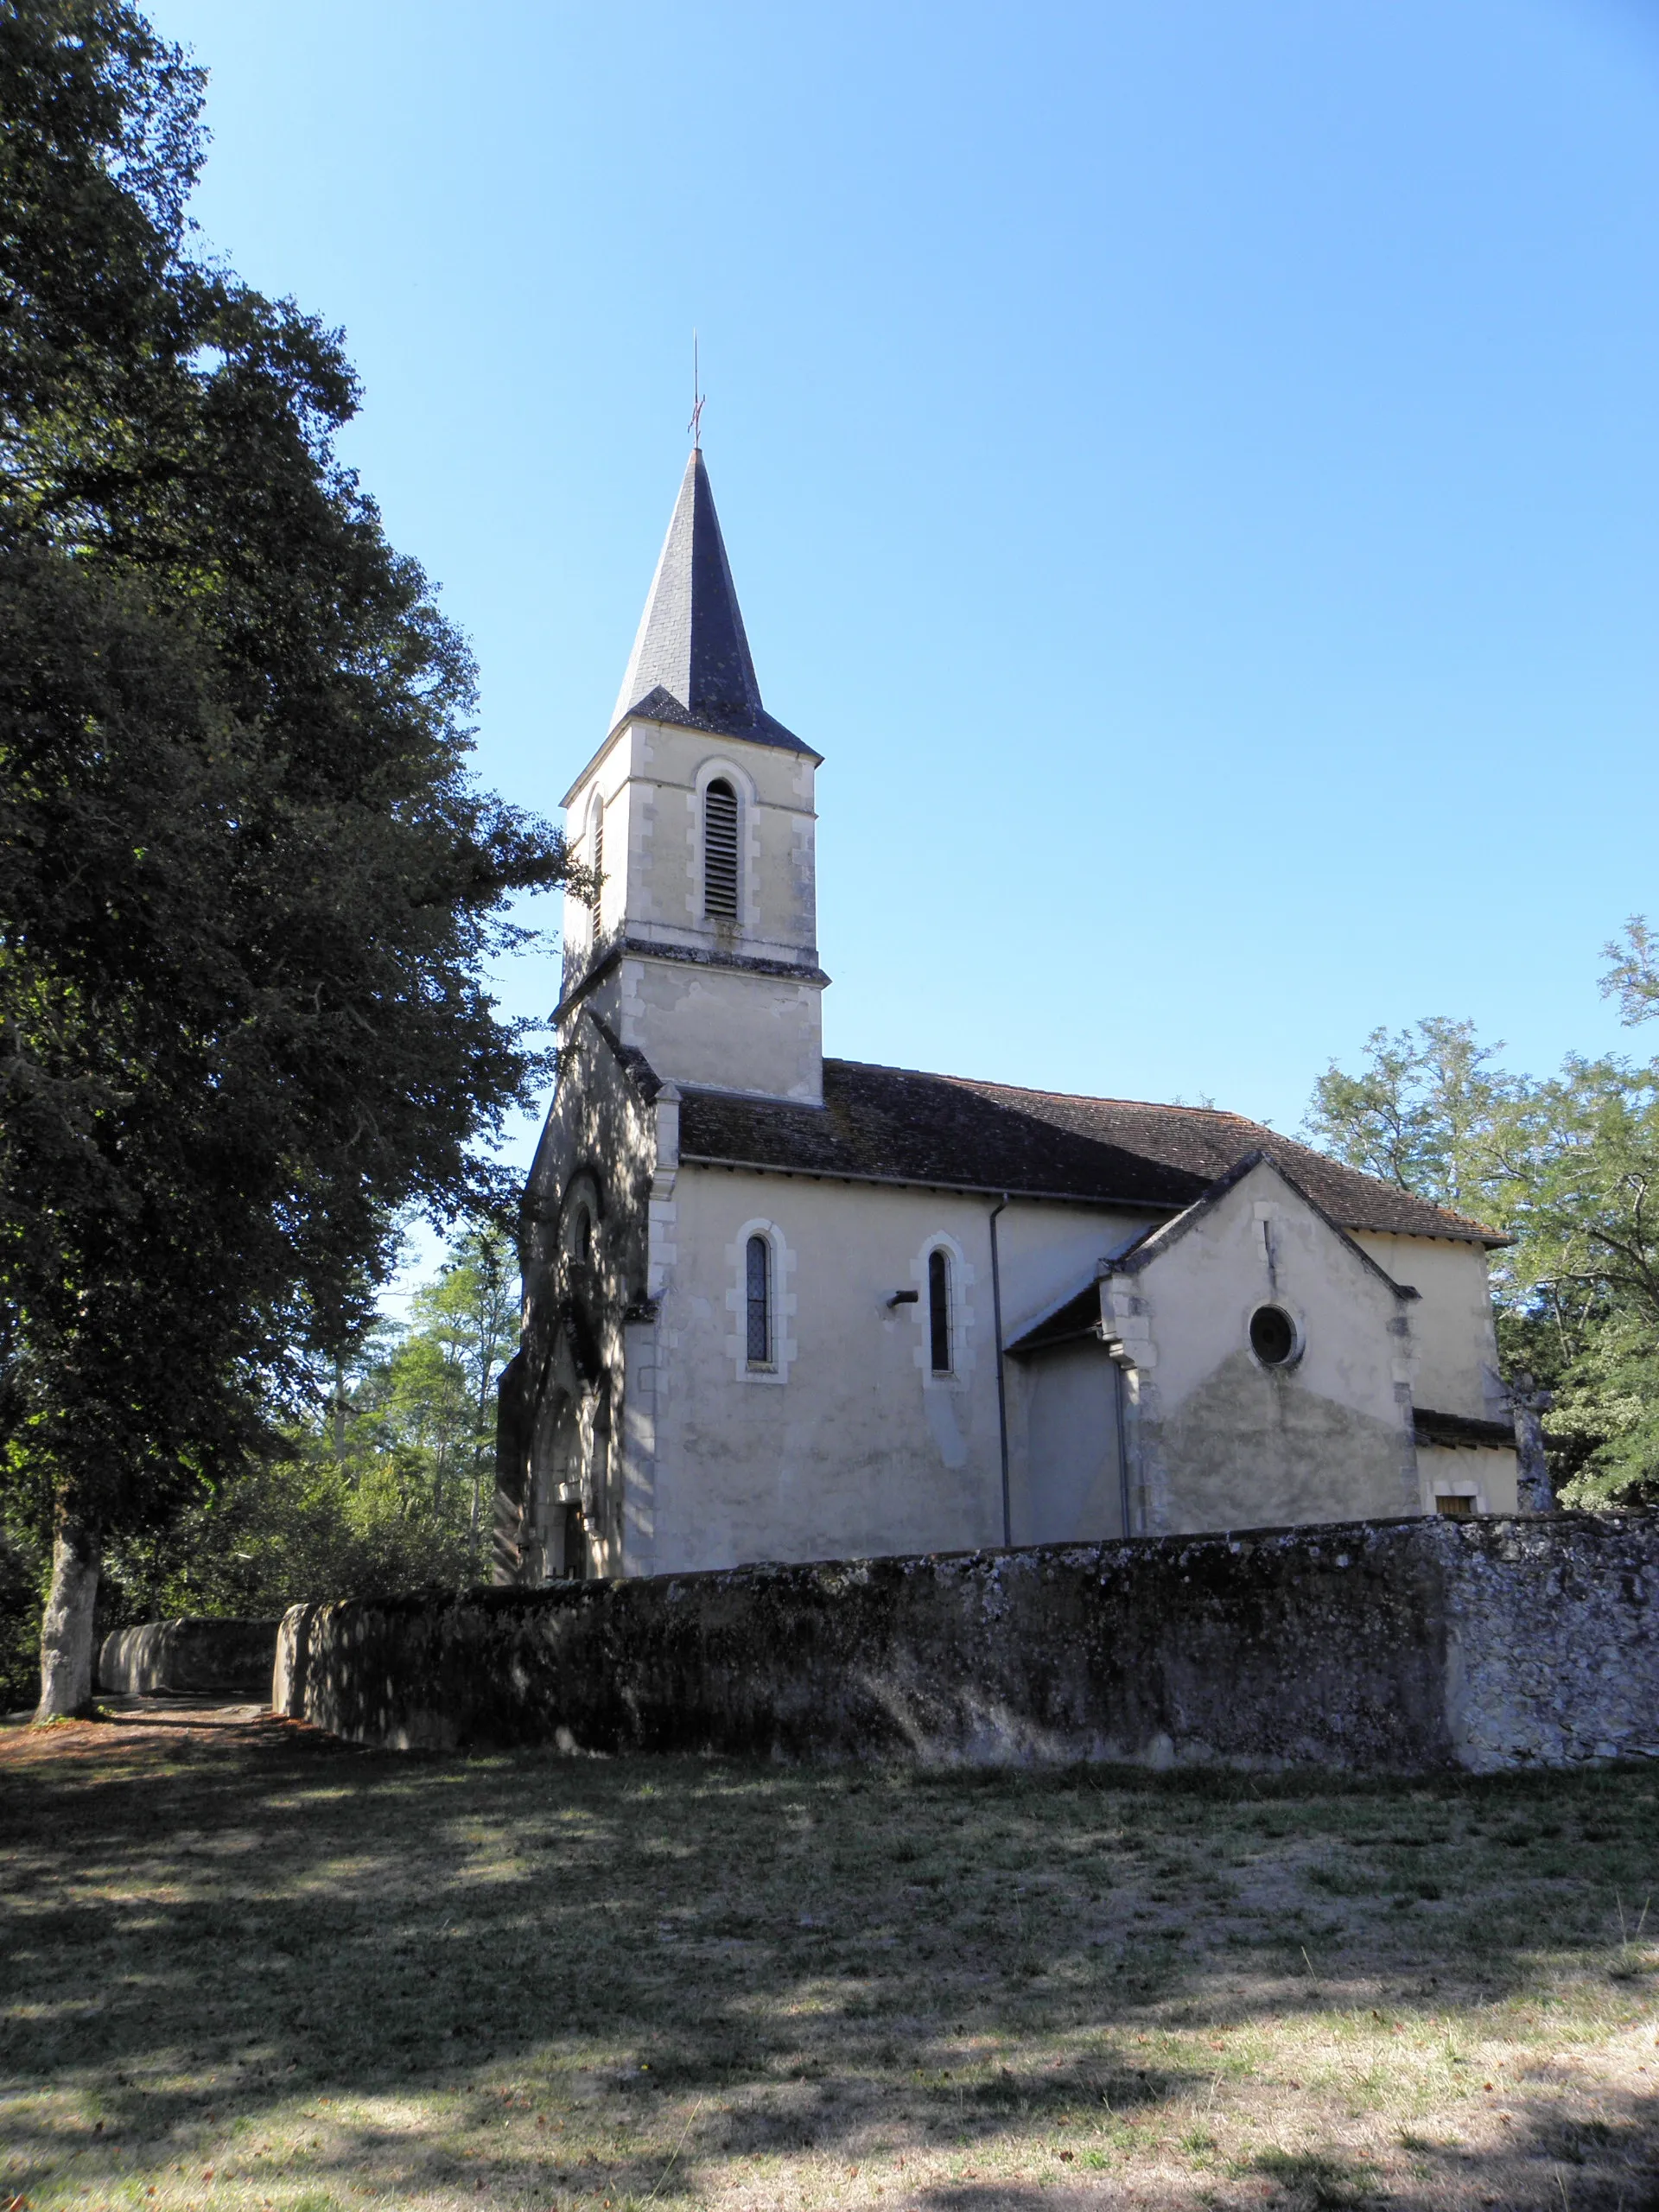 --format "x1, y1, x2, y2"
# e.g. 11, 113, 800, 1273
1435, 1493, 1476, 1518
